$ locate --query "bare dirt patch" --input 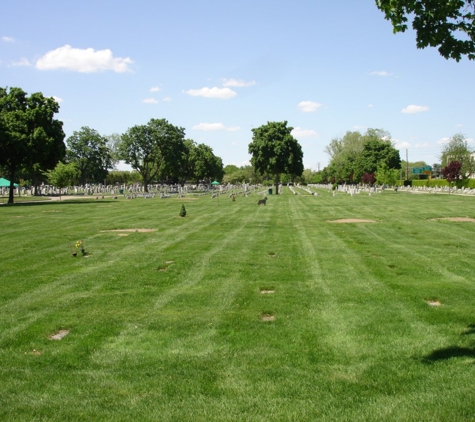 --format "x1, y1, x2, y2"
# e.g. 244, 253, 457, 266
328, 219, 376, 223
260, 289, 275, 294
101, 228, 157, 233
49, 329, 70, 340
261, 314, 275, 321
426, 300, 441, 307
433, 217, 475, 223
